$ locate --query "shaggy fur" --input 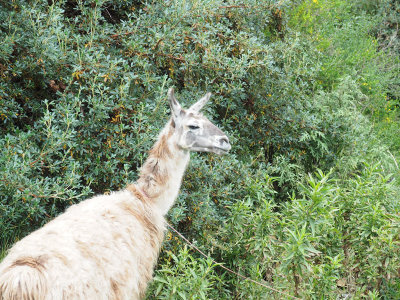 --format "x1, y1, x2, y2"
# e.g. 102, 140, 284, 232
0, 189, 164, 300
0, 89, 230, 300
